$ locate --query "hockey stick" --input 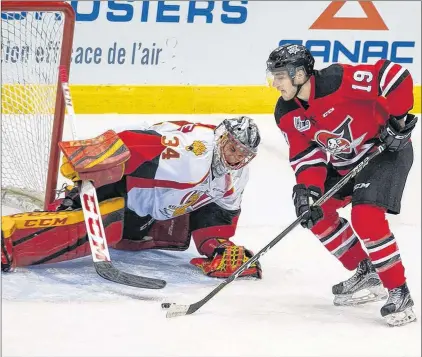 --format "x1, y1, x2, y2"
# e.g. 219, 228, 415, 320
162, 144, 386, 317
58, 66, 166, 289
